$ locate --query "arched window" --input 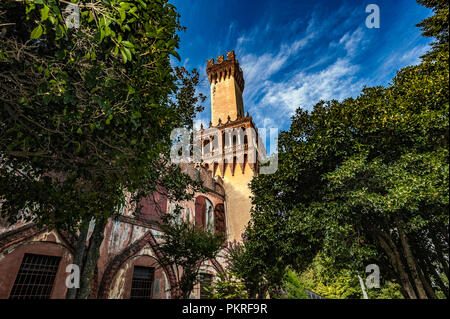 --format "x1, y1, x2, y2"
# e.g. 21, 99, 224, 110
205, 199, 214, 233
195, 196, 206, 229
195, 196, 214, 232
214, 204, 226, 234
